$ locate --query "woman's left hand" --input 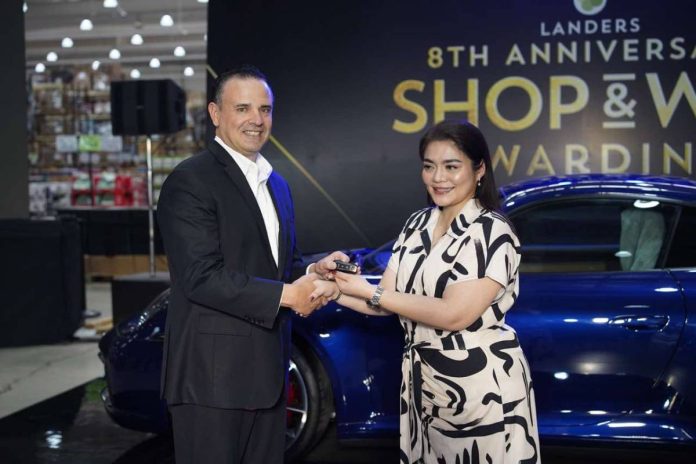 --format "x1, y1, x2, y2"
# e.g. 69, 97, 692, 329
334, 271, 374, 299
